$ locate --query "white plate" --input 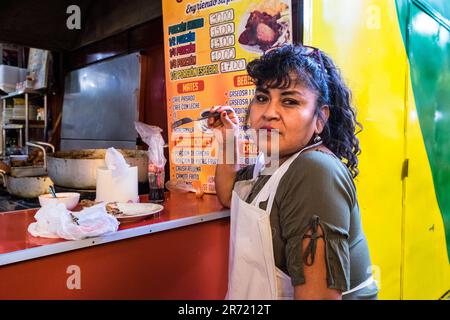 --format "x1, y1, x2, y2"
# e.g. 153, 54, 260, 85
112, 203, 164, 223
